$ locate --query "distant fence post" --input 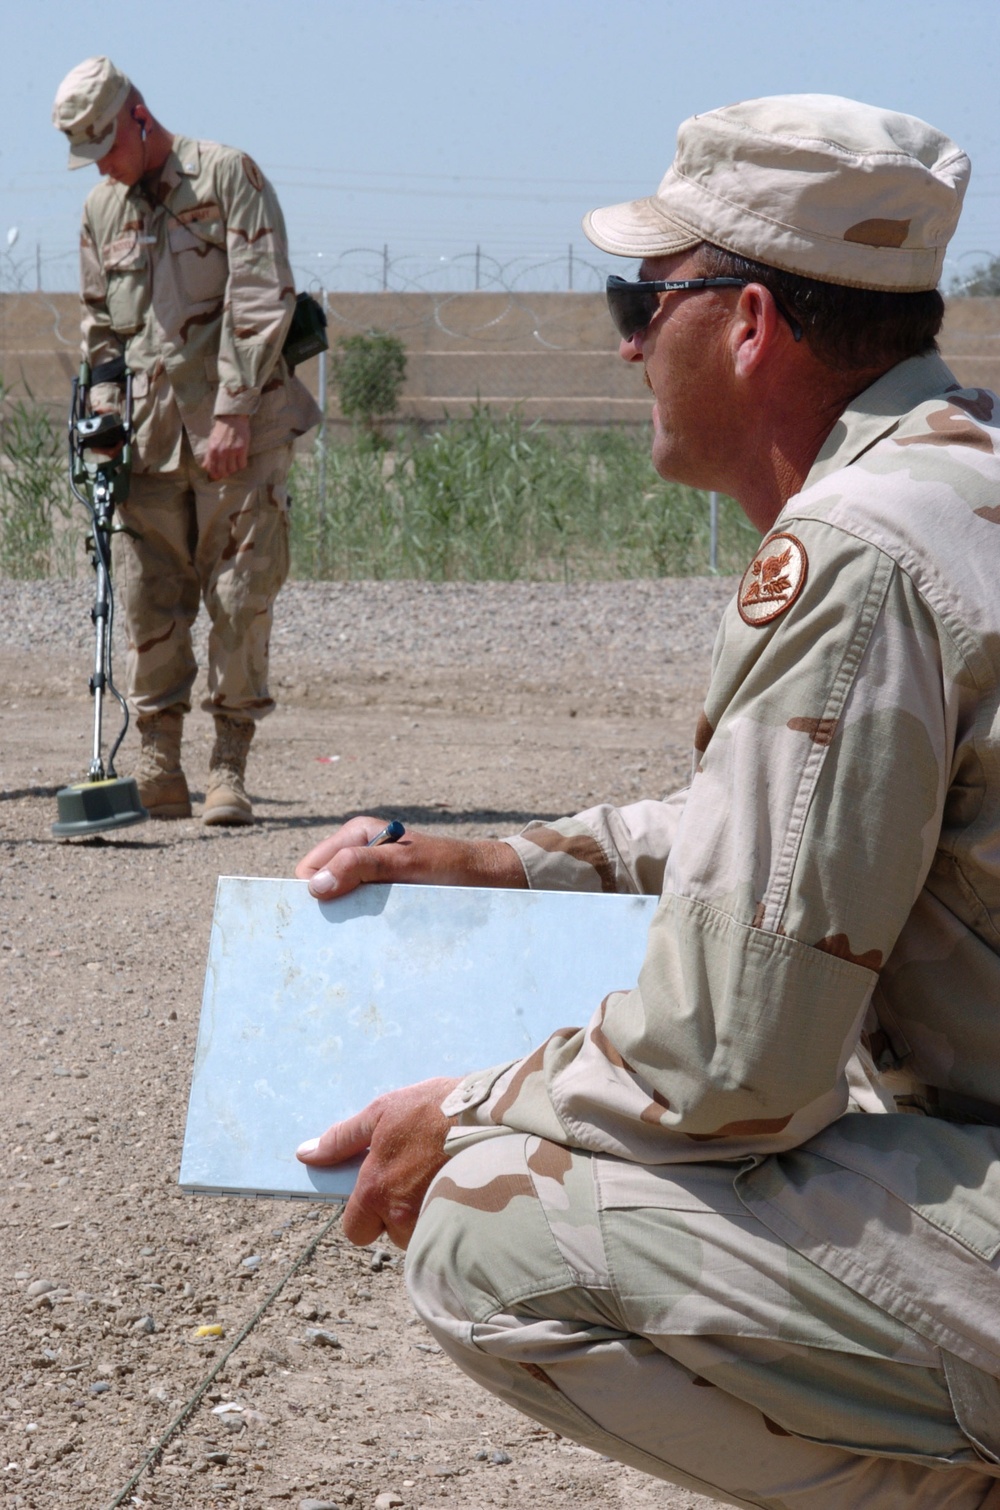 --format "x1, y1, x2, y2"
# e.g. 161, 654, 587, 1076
316, 288, 329, 518
709, 491, 719, 573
